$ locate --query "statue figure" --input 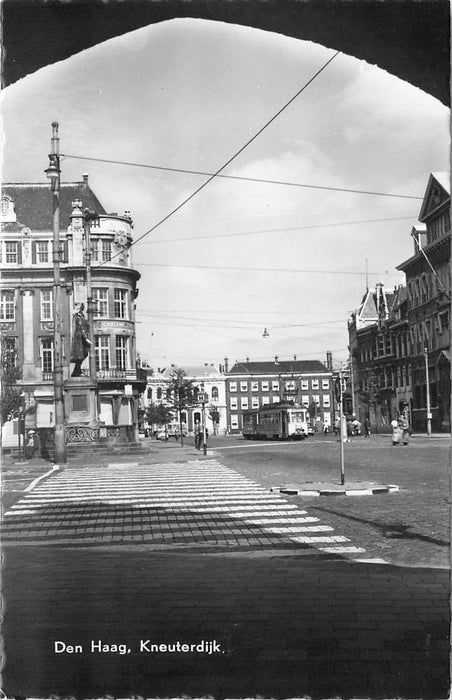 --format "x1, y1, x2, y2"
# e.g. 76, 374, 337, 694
70, 302, 91, 377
